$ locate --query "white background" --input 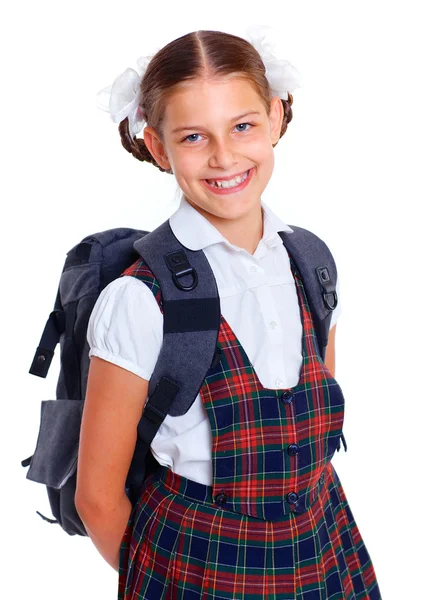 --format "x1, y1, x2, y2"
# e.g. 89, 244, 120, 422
2, 1, 430, 598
